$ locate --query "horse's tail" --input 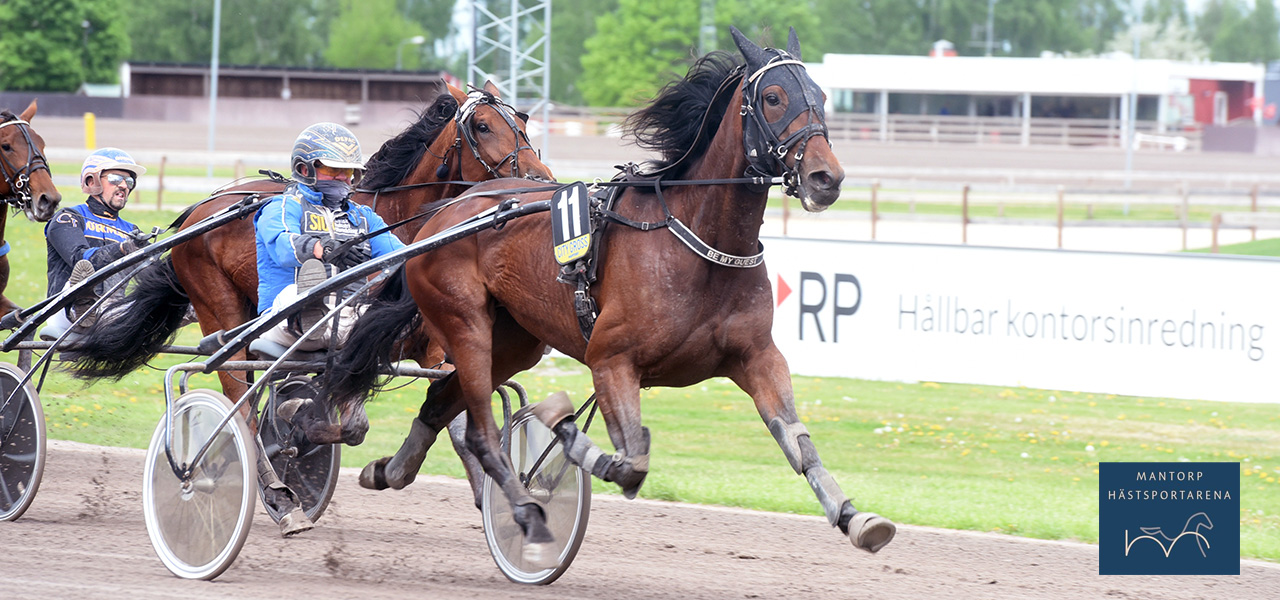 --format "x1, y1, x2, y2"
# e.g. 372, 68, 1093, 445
324, 266, 422, 411
66, 256, 190, 380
